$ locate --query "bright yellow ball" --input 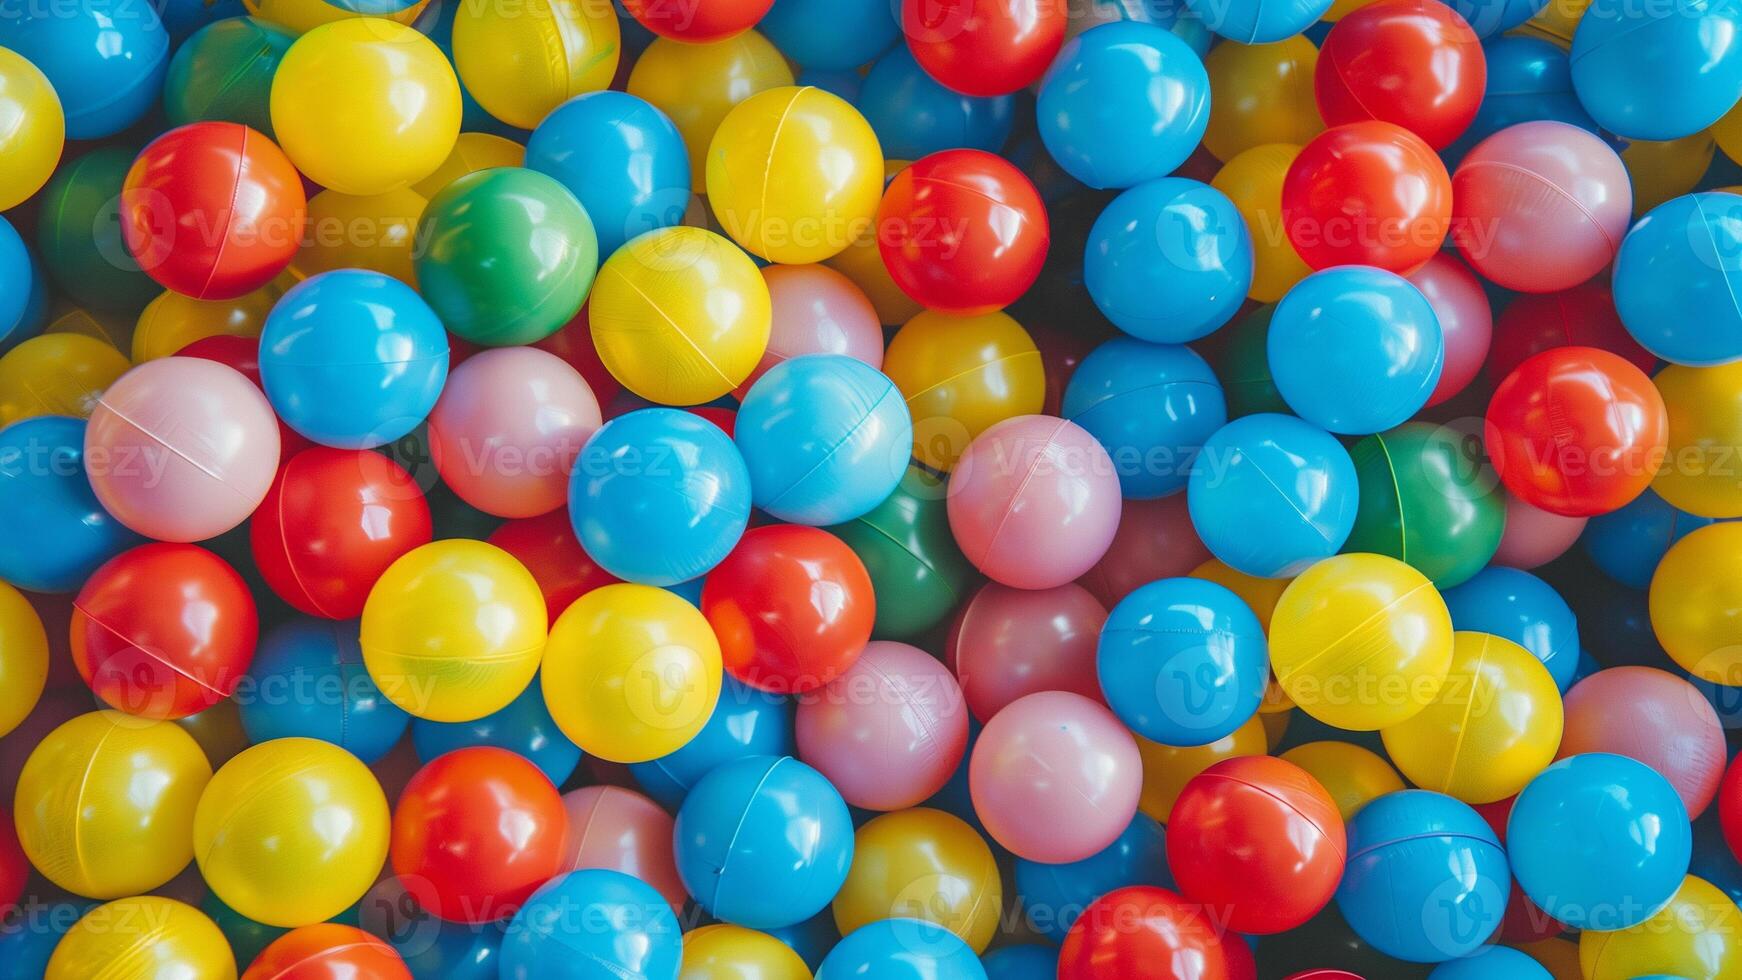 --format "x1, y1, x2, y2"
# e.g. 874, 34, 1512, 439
1136, 713, 1268, 822
0, 581, 45, 737
541, 583, 723, 764
1212, 144, 1314, 303
47, 897, 234, 980
271, 18, 461, 195
1204, 38, 1323, 163
0, 332, 130, 427
1580, 875, 1742, 980
1650, 522, 1742, 684
628, 32, 794, 187
243, 0, 428, 34
131, 283, 281, 362
833, 808, 1003, 953
682, 924, 812, 980
883, 309, 1044, 472
413, 132, 526, 199
292, 187, 426, 285
0, 47, 64, 212
452, 0, 619, 130
1279, 741, 1405, 821
1653, 361, 1742, 518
